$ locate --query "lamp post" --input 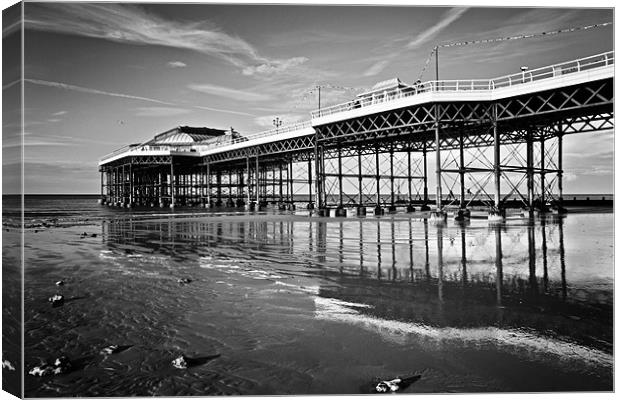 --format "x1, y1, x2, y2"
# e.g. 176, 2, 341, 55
273, 117, 282, 134
520, 66, 529, 83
